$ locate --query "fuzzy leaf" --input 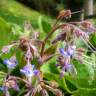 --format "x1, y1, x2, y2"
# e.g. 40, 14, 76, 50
72, 88, 96, 96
